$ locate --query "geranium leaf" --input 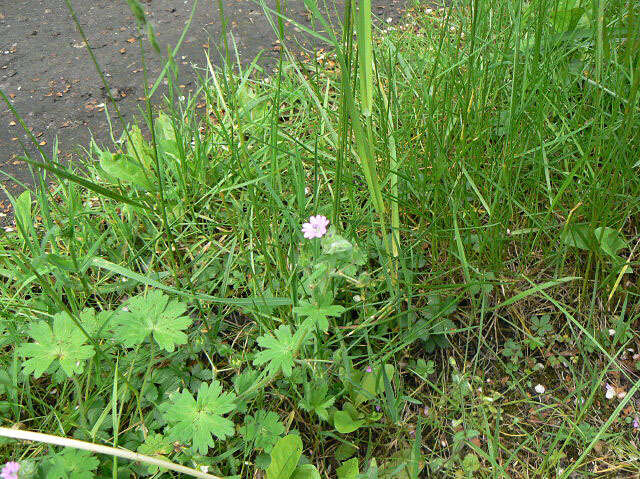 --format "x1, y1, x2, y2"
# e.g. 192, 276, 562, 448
114, 290, 192, 352
18, 311, 95, 379
241, 410, 285, 452
293, 301, 345, 333
160, 381, 237, 455
254, 325, 310, 377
